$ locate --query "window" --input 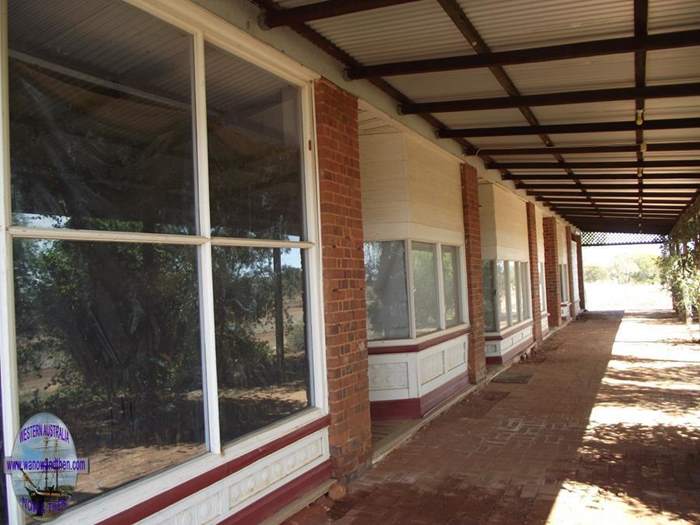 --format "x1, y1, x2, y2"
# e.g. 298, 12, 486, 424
442, 245, 462, 328
364, 241, 466, 340
4, 0, 317, 511
482, 261, 497, 332
560, 264, 570, 302
539, 262, 547, 312
364, 241, 410, 340
507, 261, 519, 325
496, 261, 508, 329
520, 262, 531, 321
412, 242, 440, 336
483, 260, 531, 331
571, 246, 580, 301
